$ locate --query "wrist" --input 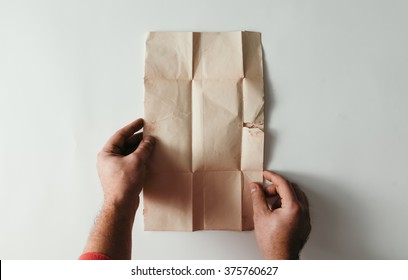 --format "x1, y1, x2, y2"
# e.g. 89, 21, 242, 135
264, 245, 300, 260
266, 251, 299, 260
102, 197, 139, 220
